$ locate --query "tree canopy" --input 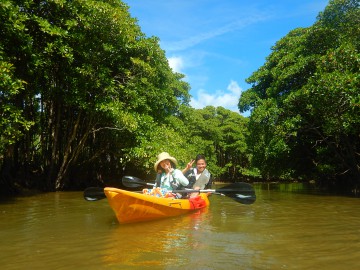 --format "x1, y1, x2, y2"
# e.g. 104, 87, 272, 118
0, 0, 249, 193
0, 0, 191, 191
1, 0, 359, 194
239, 0, 360, 188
